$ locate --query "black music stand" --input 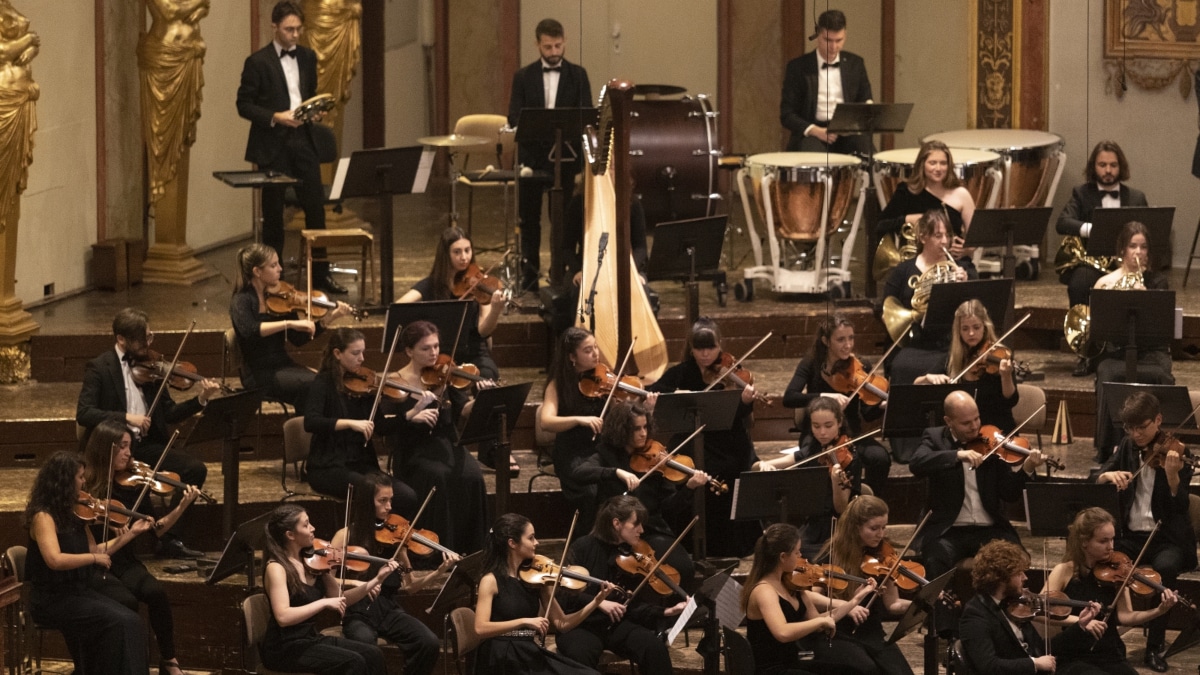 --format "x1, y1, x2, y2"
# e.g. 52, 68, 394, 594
515, 107, 598, 287
1023, 483, 1122, 537
186, 389, 263, 538
963, 208, 1053, 279
382, 300, 472, 354
647, 215, 728, 325
1089, 206, 1174, 270
425, 550, 486, 616
885, 569, 954, 644
330, 146, 432, 306
882, 383, 976, 439
1090, 289, 1176, 383
458, 382, 532, 517
924, 278, 1015, 339
1099, 383, 1196, 451
654, 390, 743, 560
206, 510, 271, 590
730, 467, 831, 524
213, 170, 299, 244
